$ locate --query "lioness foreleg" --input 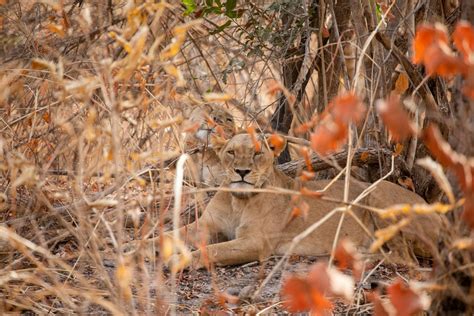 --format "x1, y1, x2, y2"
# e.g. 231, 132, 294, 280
190, 237, 268, 269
